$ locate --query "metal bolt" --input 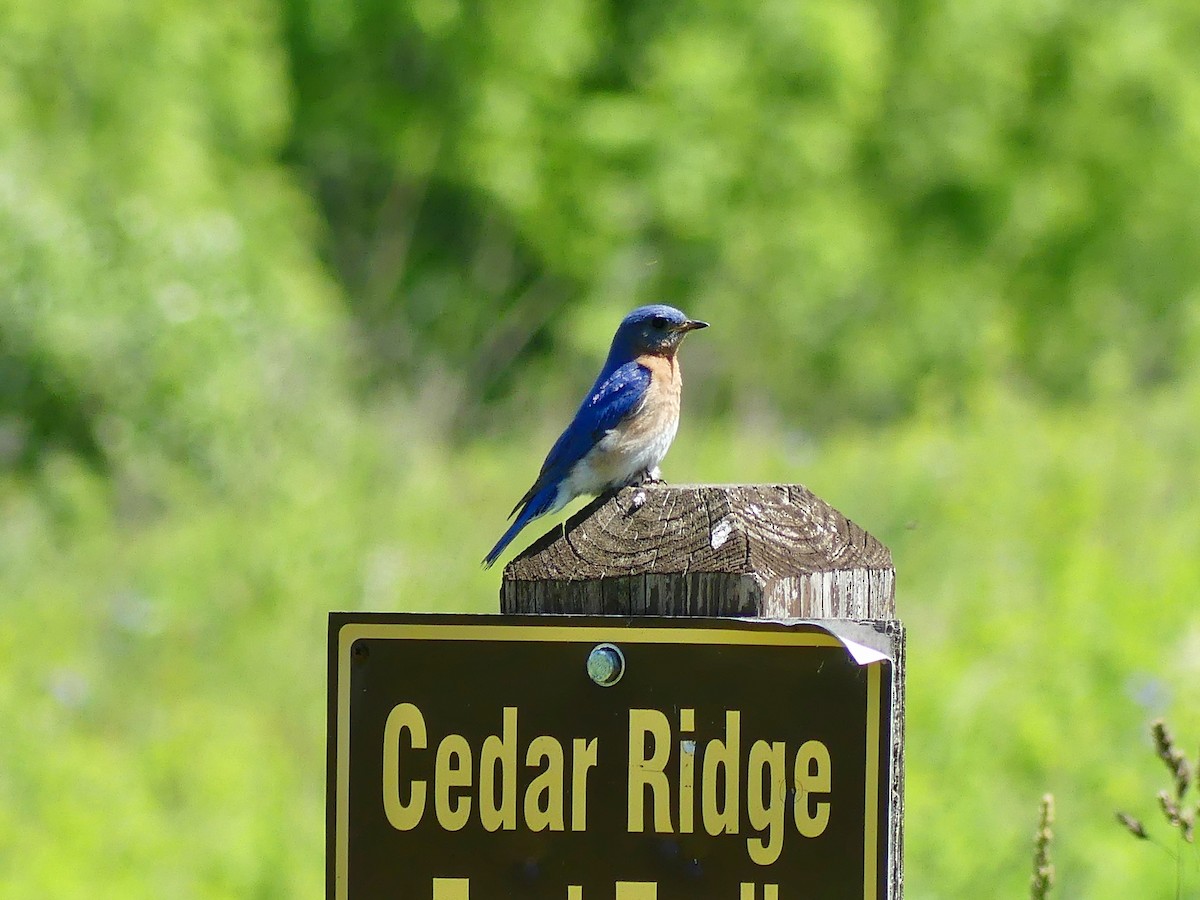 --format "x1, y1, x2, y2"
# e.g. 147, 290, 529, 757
586, 643, 625, 687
